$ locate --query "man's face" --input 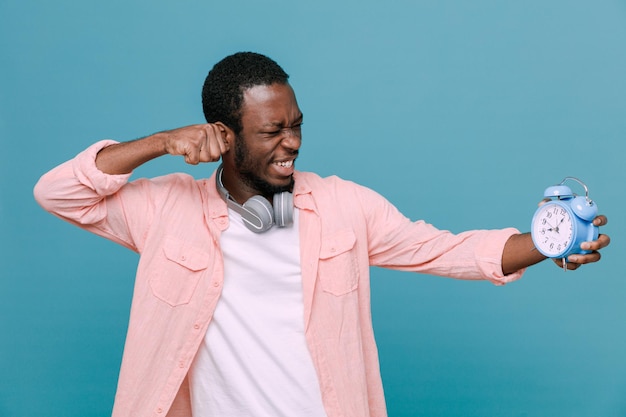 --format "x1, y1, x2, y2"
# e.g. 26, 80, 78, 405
233, 83, 303, 198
